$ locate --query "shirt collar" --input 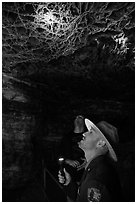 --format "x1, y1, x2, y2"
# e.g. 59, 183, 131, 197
85, 155, 106, 170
